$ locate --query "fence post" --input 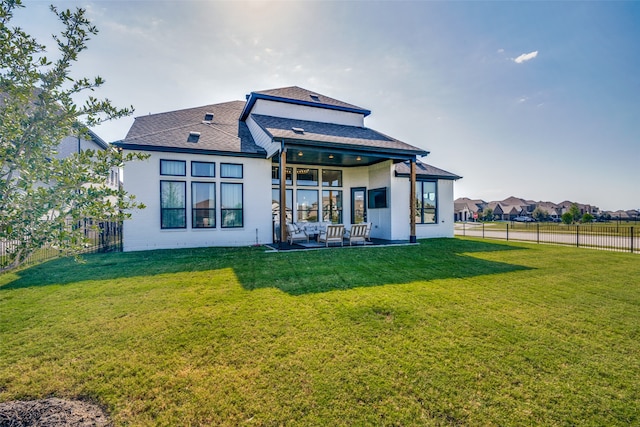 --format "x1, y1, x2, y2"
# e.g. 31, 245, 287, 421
632, 226, 635, 253
463, 221, 466, 237
506, 223, 509, 241
537, 223, 540, 244
576, 225, 579, 248
482, 222, 485, 239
